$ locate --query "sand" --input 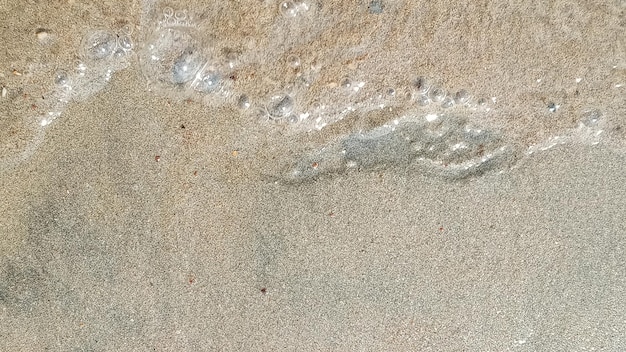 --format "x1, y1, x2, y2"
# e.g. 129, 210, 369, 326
1, 0, 625, 351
